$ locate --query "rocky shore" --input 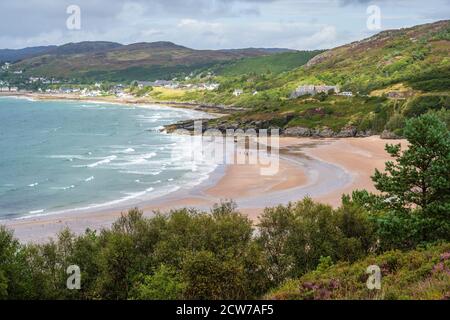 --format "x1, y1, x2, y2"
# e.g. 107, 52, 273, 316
5, 92, 401, 139
162, 118, 400, 139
